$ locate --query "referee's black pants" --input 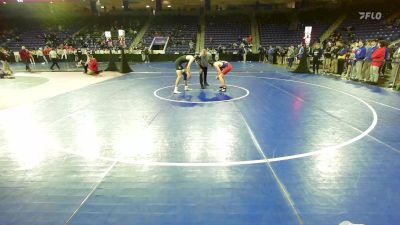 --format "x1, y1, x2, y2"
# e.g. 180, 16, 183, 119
199, 66, 208, 87
50, 58, 60, 70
